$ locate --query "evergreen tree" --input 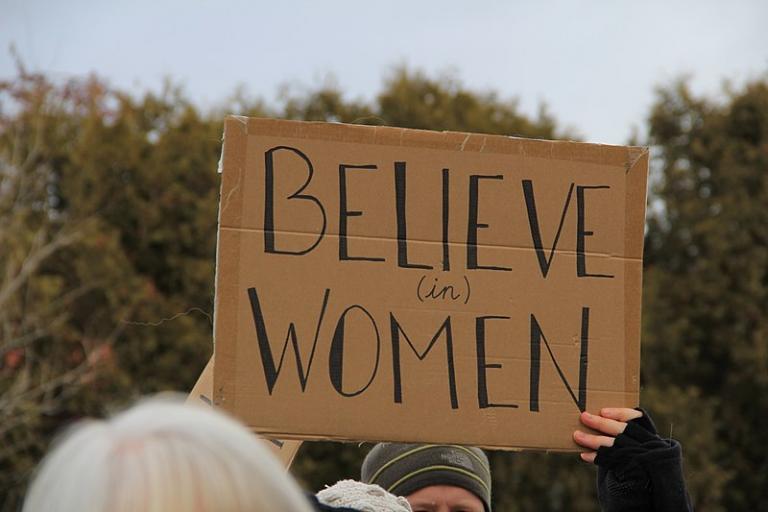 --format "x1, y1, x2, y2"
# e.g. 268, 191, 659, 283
0, 70, 221, 510
642, 77, 768, 510
3, 63, 765, 511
